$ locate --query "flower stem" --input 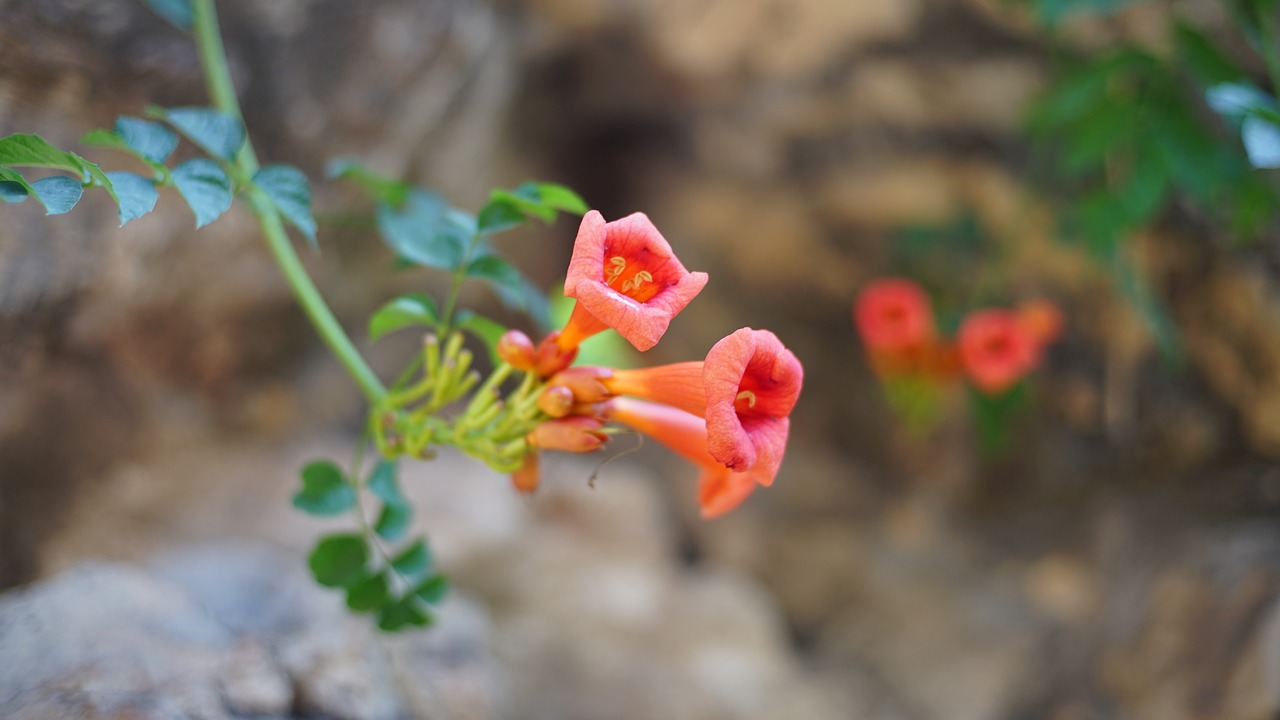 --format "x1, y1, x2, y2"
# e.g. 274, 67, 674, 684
191, 0, 387, 404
